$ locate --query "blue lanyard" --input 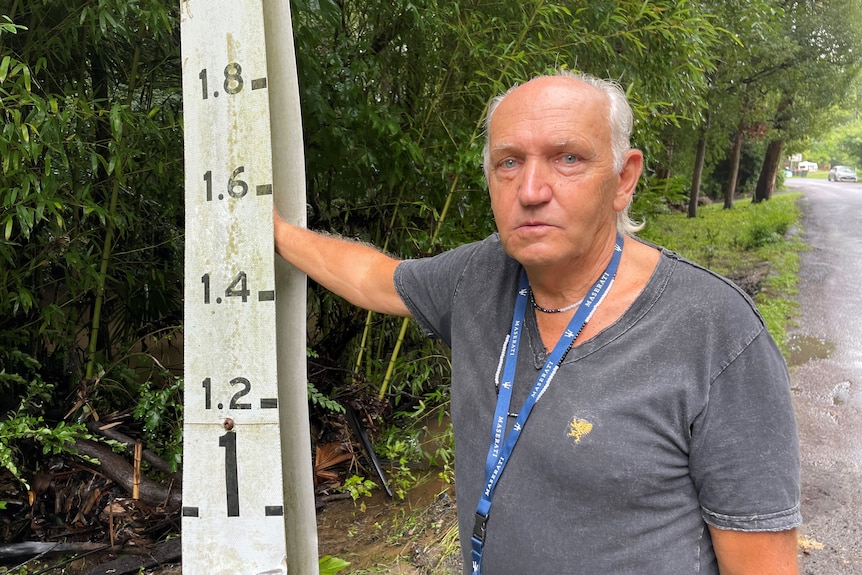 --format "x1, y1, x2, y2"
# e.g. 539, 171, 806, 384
471, 235, 623, 574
